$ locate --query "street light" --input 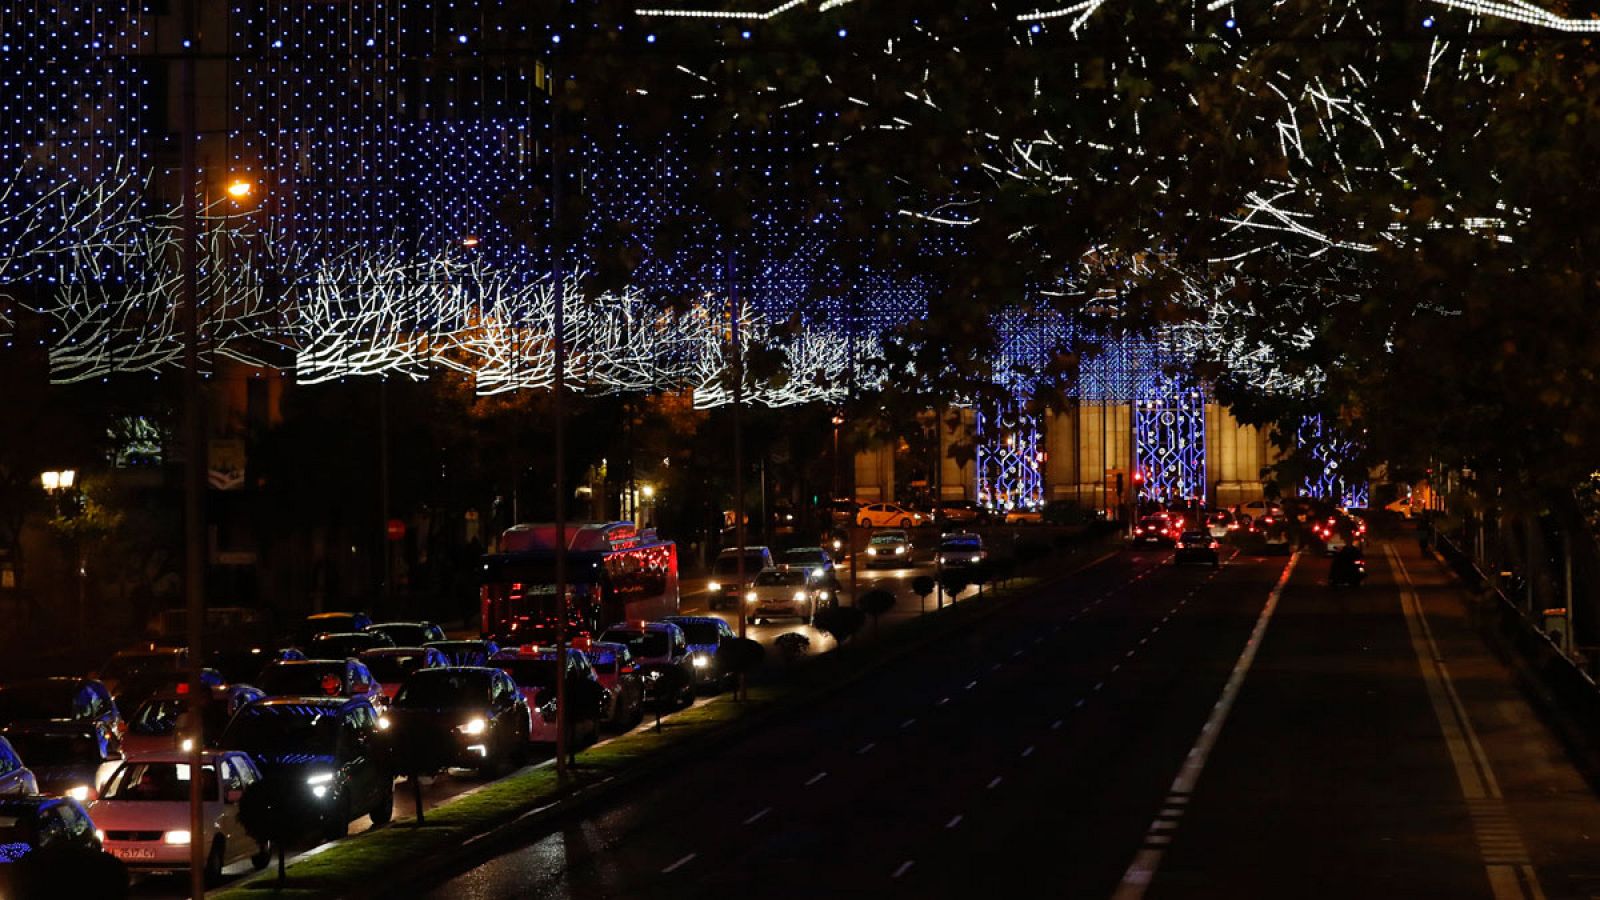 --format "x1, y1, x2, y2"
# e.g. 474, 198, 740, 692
224, 178, 255, 202
40, 470, 86, 651
831, 413, 845, 500
40, 469, 75, 492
